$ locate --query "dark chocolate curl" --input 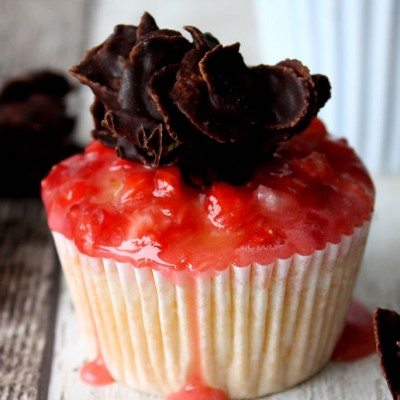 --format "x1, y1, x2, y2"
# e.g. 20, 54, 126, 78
136, 12, 159, 38
184, 26, 220, 49
70, 24, 137, 109
312, 73, 331, 110
149, 64, 198, 143
122, 28, 191, 120
374, 308, 400, 400
70, 12, 331, 187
